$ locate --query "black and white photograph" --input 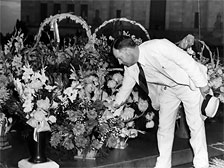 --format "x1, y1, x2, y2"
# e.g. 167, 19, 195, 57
0, 0, 223, 168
